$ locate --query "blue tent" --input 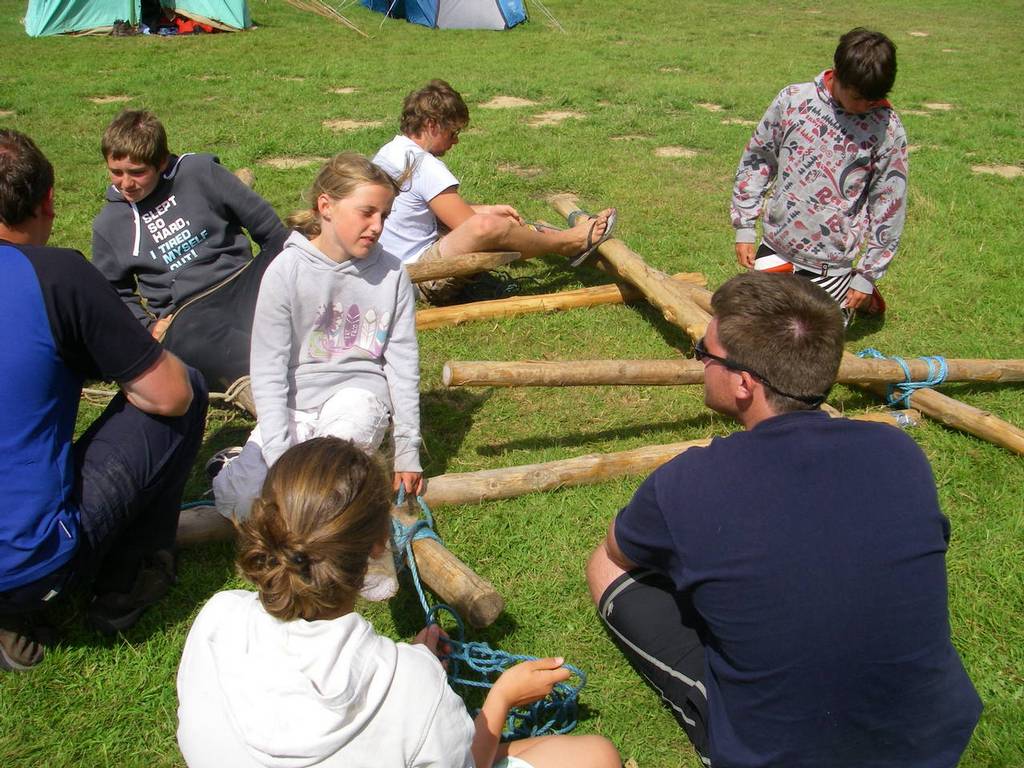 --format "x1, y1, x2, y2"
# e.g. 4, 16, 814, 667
360, 0, 526, 30
25, 0, 250, 37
